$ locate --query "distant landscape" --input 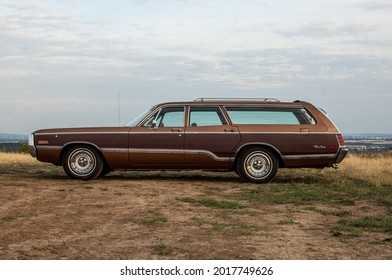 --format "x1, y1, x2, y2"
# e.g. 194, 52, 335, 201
344, 134, 392, 152
1, 133, 391, 153
0, 133, 28, 152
